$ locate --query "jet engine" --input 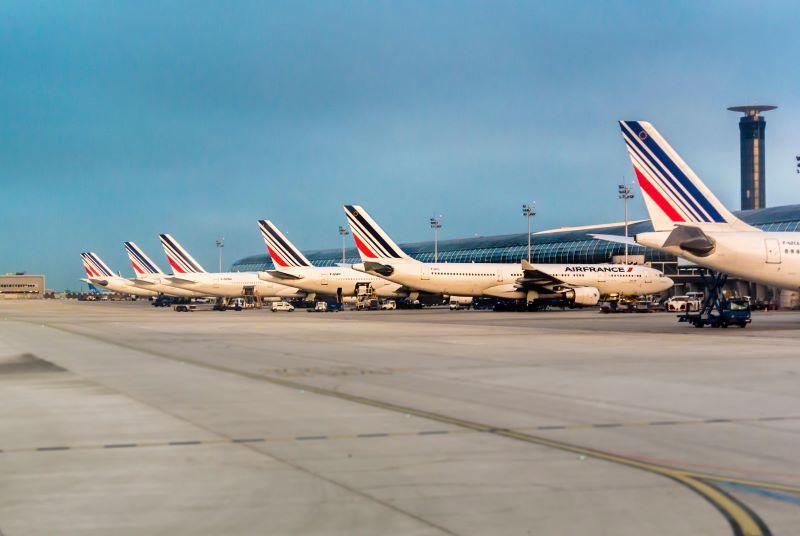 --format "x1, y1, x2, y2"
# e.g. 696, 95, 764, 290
562, 286, 601, 306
